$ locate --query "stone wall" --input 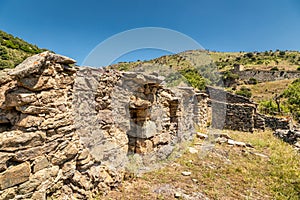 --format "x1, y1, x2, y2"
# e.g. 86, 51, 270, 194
274, 129, 300, 152
207, 86, 257, 132
73, 68, 203, 170
206, 86, 253, 104
207, 86, 290, 132
0, 52, 209, 199
261, 115, 291, 130
0, 52, 124, 199
211, 101, 256, 132
193, 93, 209, 128
236, 70, 300, 83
